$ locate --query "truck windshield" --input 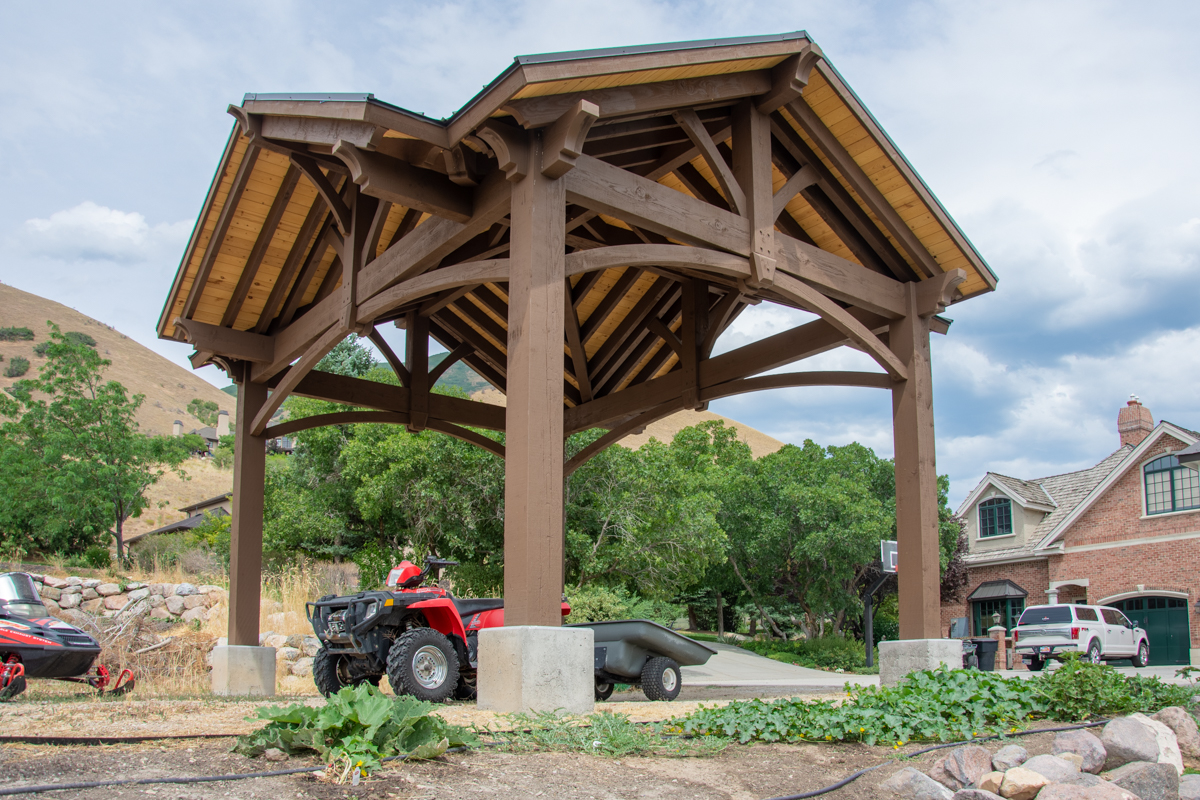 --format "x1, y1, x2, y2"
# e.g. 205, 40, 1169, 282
1018, 606, 1072, 625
